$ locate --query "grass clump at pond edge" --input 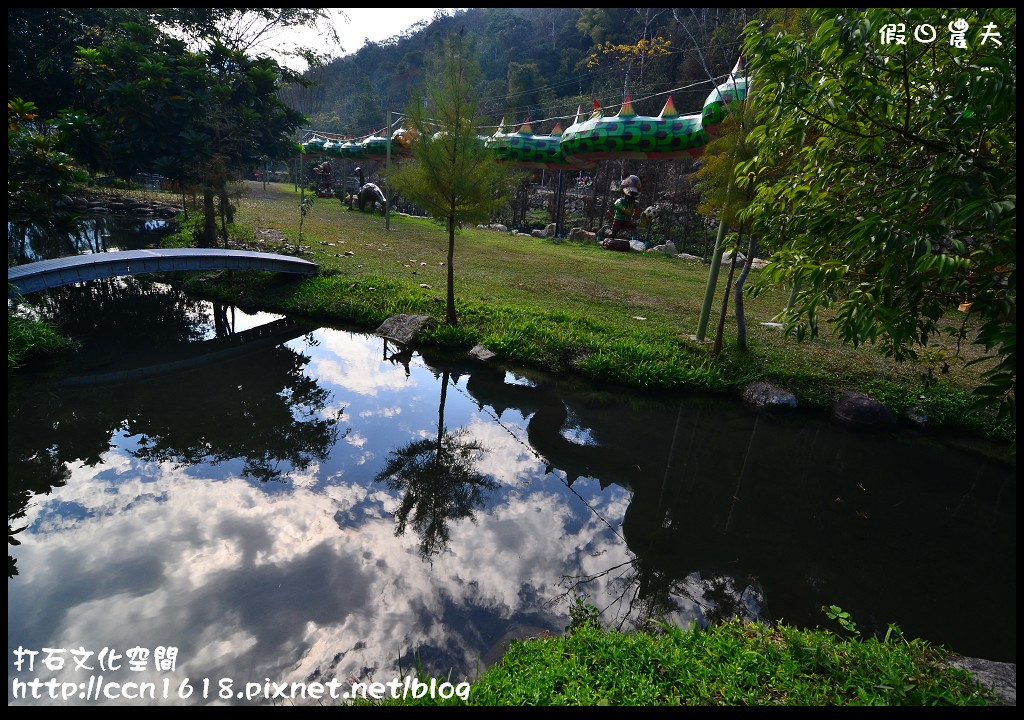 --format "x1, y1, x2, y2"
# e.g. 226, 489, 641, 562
360, 619, 995, 706
7, 312, 71, 370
